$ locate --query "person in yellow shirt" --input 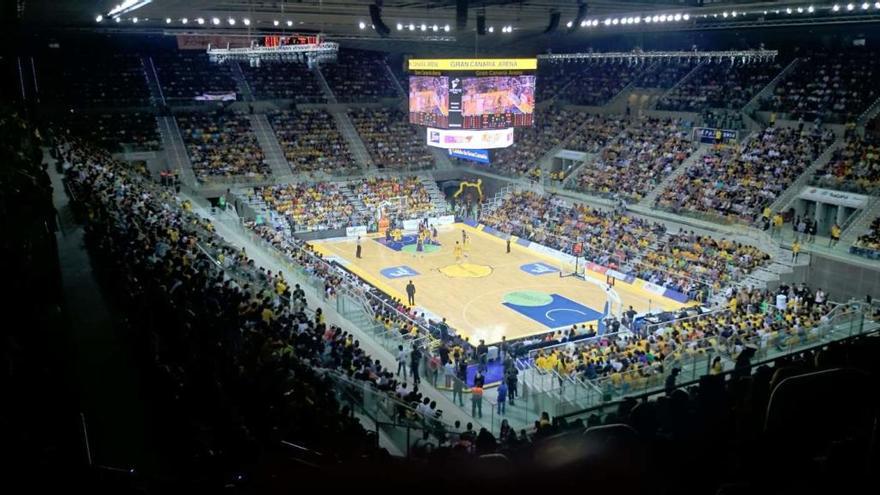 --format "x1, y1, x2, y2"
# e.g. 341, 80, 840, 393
829, 223, 841, 248
792, 241, 801, 262
453, 241, 463, 263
